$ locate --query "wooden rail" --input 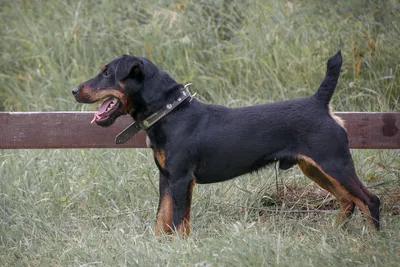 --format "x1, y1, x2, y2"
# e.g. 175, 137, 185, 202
0, 112, 399, 149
